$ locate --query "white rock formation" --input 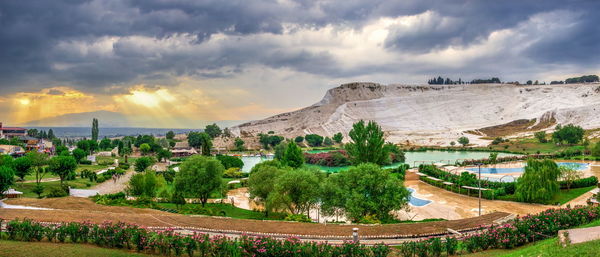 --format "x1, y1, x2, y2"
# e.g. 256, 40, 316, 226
231, 82, 600, 146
